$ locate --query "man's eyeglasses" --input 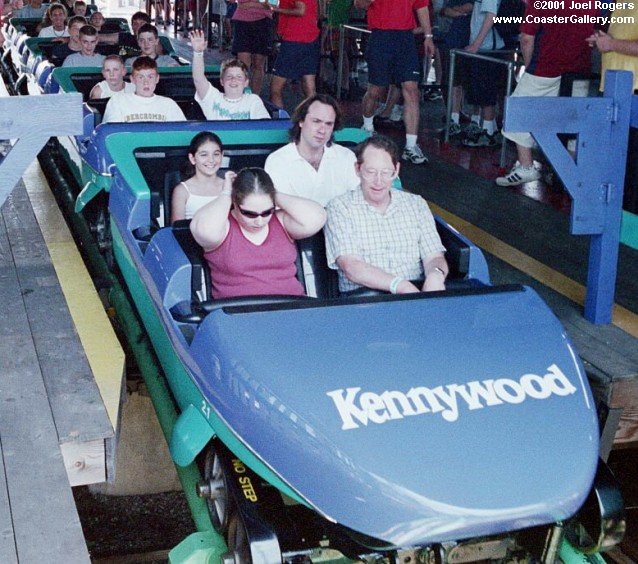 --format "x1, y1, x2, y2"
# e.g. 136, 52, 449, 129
359, 168, 397, 181
238, 206, 276, 219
